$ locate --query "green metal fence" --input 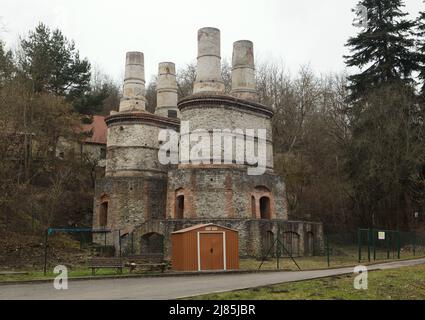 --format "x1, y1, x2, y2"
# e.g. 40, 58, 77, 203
324, 229, 425, 267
